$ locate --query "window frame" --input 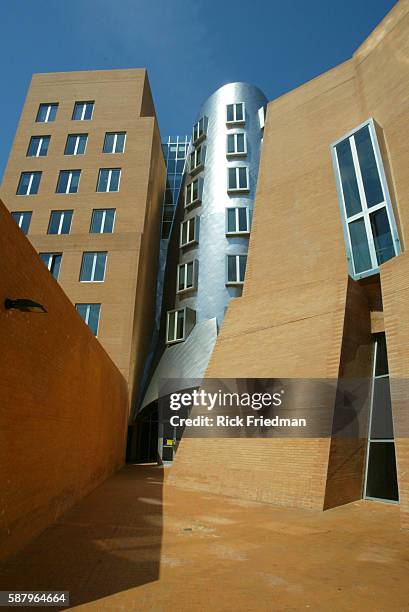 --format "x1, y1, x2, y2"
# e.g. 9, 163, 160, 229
72, 101, 94, 121
11, 211, 32, 234
39, 252, 62, 279
96, 168, 121, 193
36, 103, 58, 123
226, 132, 247, 157
79, 251, 108, 283
189, 145, 205, 175
192, 116, 207, 145
166, 307, 186, 345
90, 208, 116, 234
226, 102, 245, 125
227, 166, 250, 193
225, 207, 250, 235
27, 135, 50, 157
184, 177, 203, 209
47, 210, 73, 235
103, 132, 126, 154
16, 171, 42, 196
56, 170, 81, 194
180, 216, 199, 248
75, 303, 101, 336
65, 134, 88, 156
176, 260, 197, 294
226, 254, 247, 285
